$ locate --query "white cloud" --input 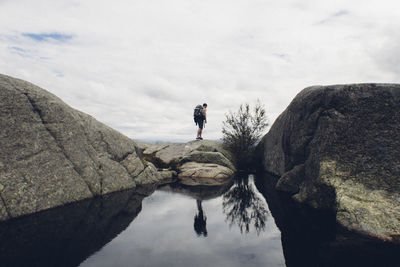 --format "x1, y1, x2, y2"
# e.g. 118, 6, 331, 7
1, 0, 400, 141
